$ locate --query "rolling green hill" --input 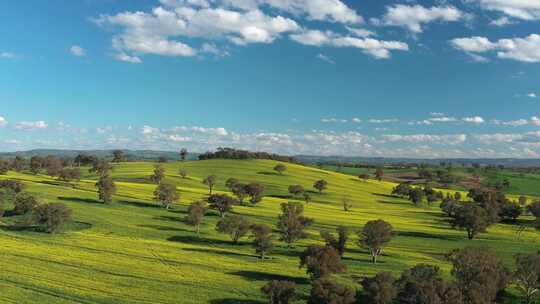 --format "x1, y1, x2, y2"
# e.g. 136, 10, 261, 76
0, 159, 538, 303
